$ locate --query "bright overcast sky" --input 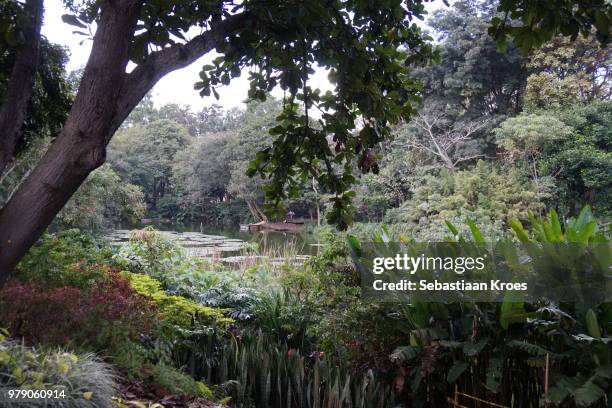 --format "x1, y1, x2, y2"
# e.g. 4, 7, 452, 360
41, 0, 448, 111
